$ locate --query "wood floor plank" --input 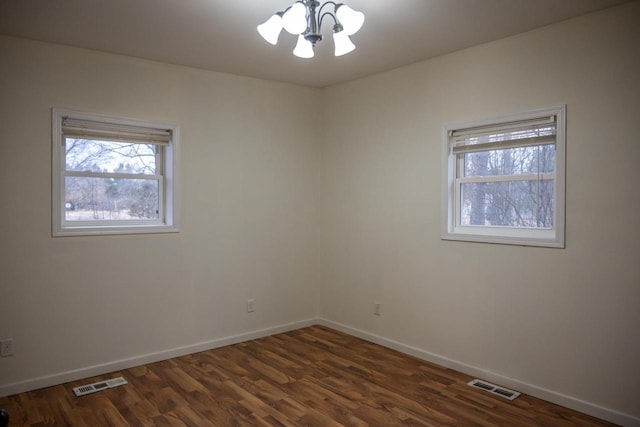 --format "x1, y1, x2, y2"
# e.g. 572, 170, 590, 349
0, 326, 618, 426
